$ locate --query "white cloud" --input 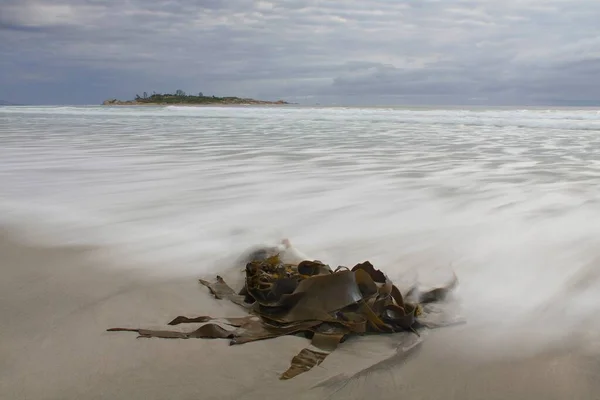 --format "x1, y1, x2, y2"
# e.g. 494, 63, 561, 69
1, 1, 102, 27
